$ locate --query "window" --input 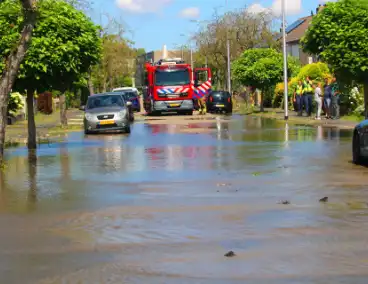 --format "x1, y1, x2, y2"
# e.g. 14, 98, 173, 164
155, 69, 190, 86
87, 95, 124, 109
291, 44, 300, 58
